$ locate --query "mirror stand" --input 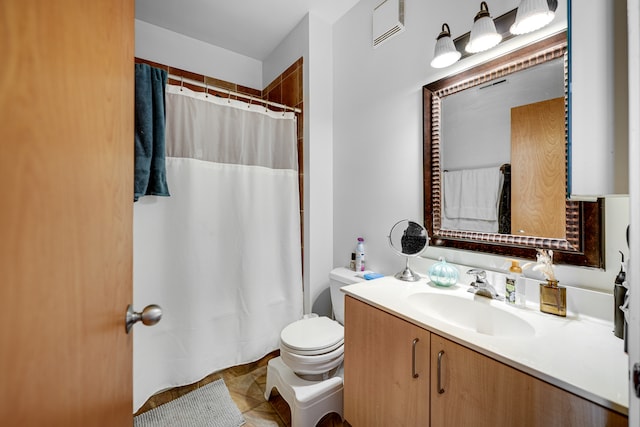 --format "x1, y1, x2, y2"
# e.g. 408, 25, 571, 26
395, 258, 421, 282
